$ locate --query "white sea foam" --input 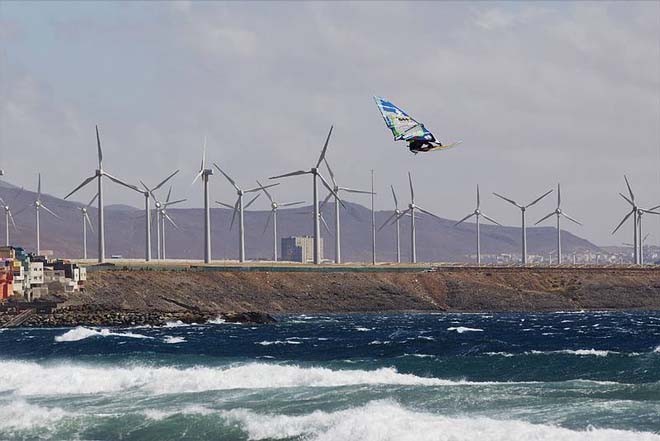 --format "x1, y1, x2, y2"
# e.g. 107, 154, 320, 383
447, 326, 483, 333
531, 349, 617, 357
163, 336, 186, 344
654, 346, 660, 353
0, 361, 478, 396
220, 400, 660, 441
355, 327, 372, 332
256, 340, 302, 346
0, 400, 69, 432
54, 326, 152, 342
207, 316, 228, 324
164, 320, 189, 328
